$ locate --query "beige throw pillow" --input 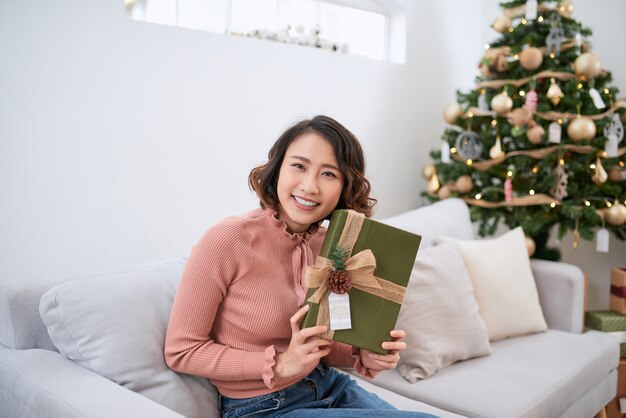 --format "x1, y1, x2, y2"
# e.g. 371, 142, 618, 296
444, 227, 548, 341
396, 242, 492, 382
